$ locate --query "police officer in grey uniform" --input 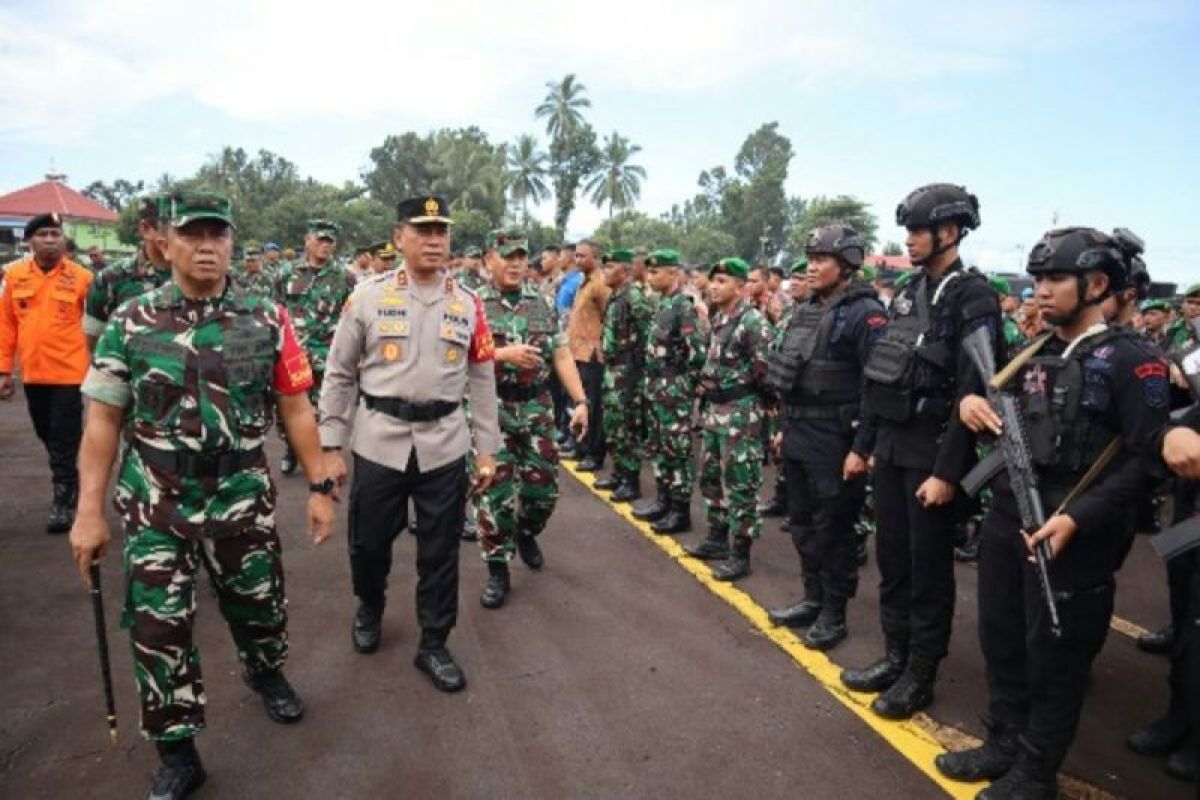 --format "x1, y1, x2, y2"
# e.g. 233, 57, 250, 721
319, 195, 501, 693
